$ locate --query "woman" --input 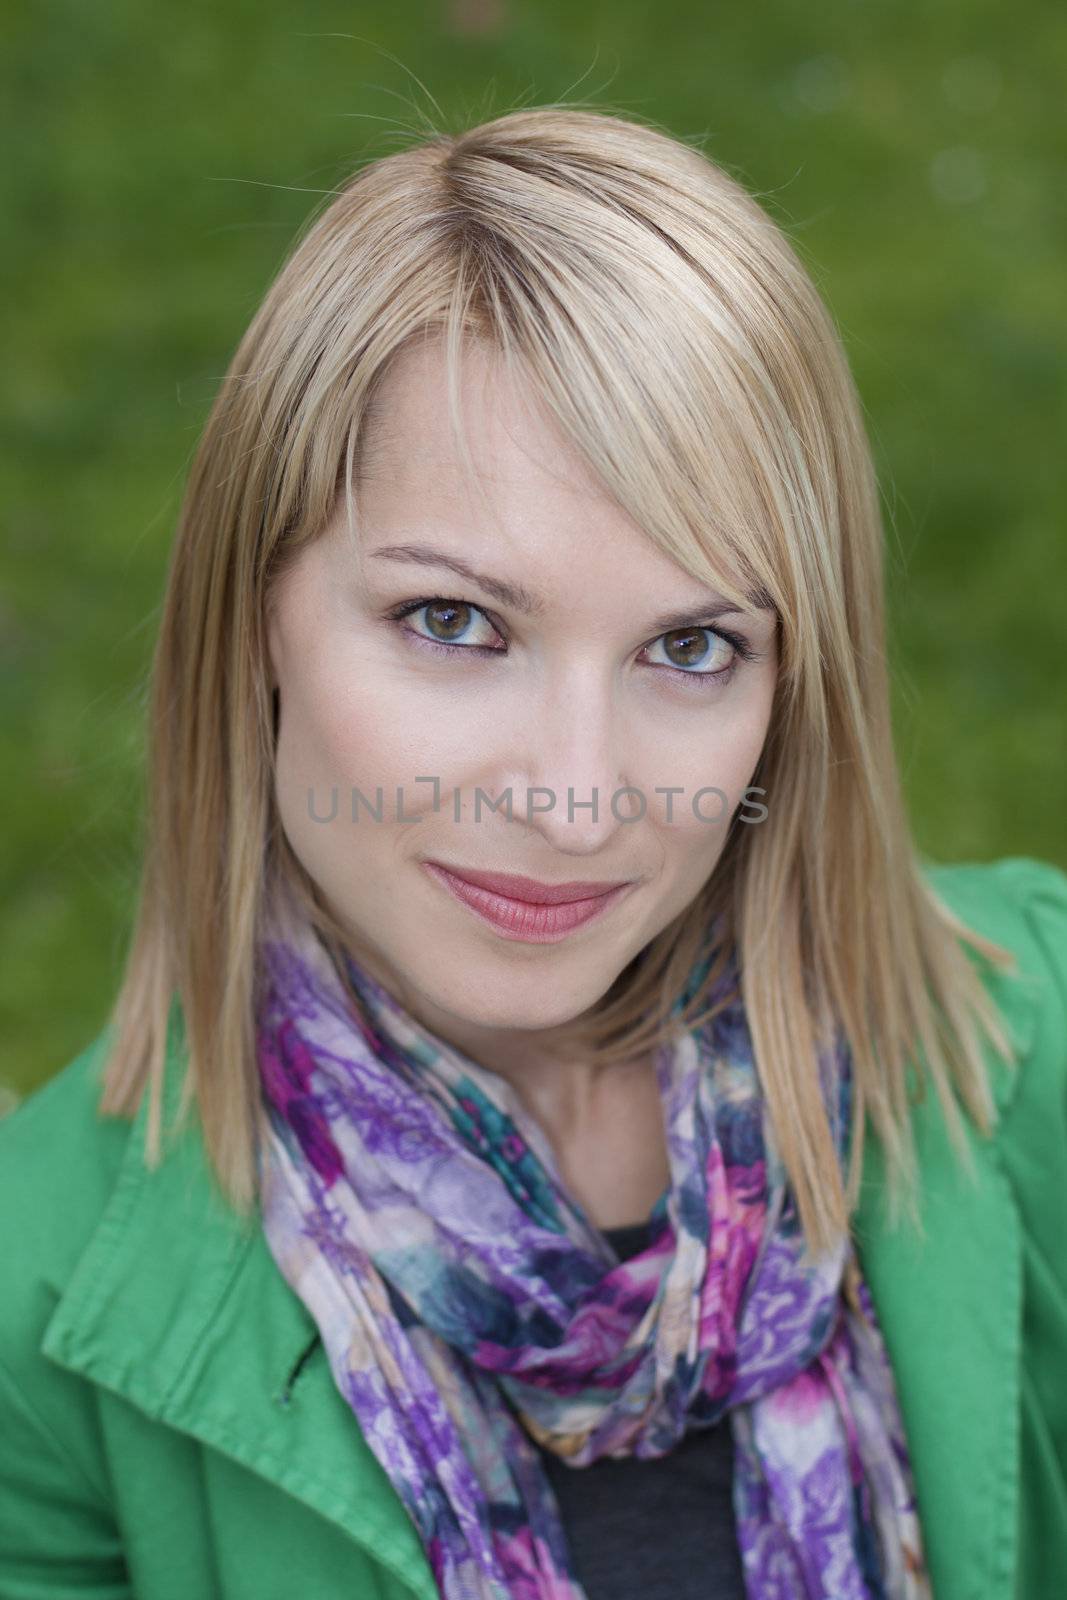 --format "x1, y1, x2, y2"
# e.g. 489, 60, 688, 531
1, 105, 1064, 1600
